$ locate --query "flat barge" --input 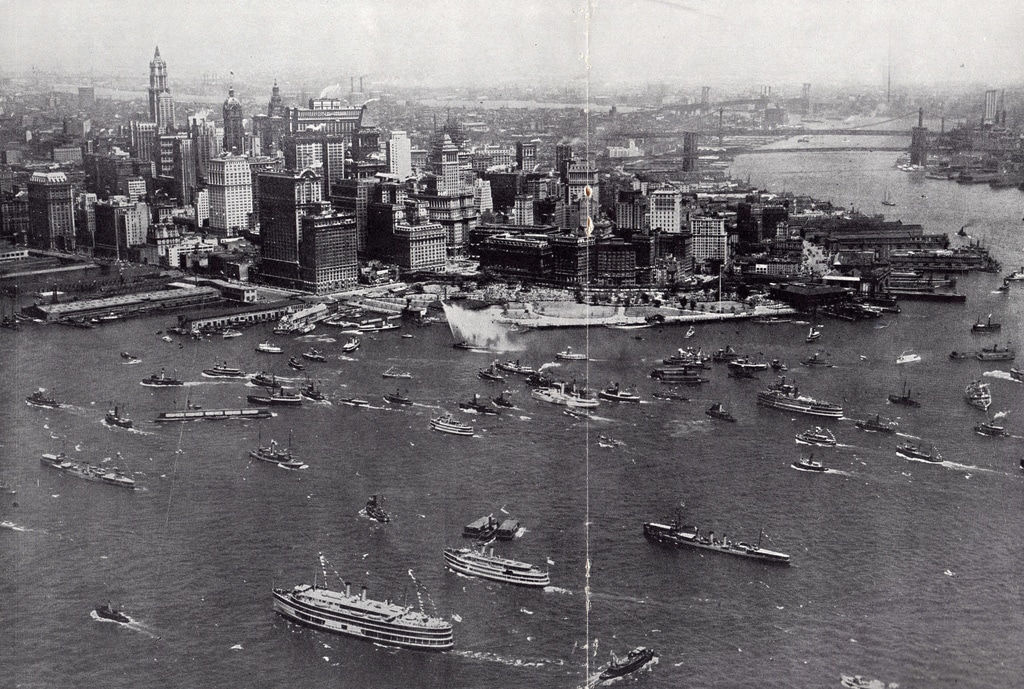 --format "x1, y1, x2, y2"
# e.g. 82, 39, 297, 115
154, 408, 272, 422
